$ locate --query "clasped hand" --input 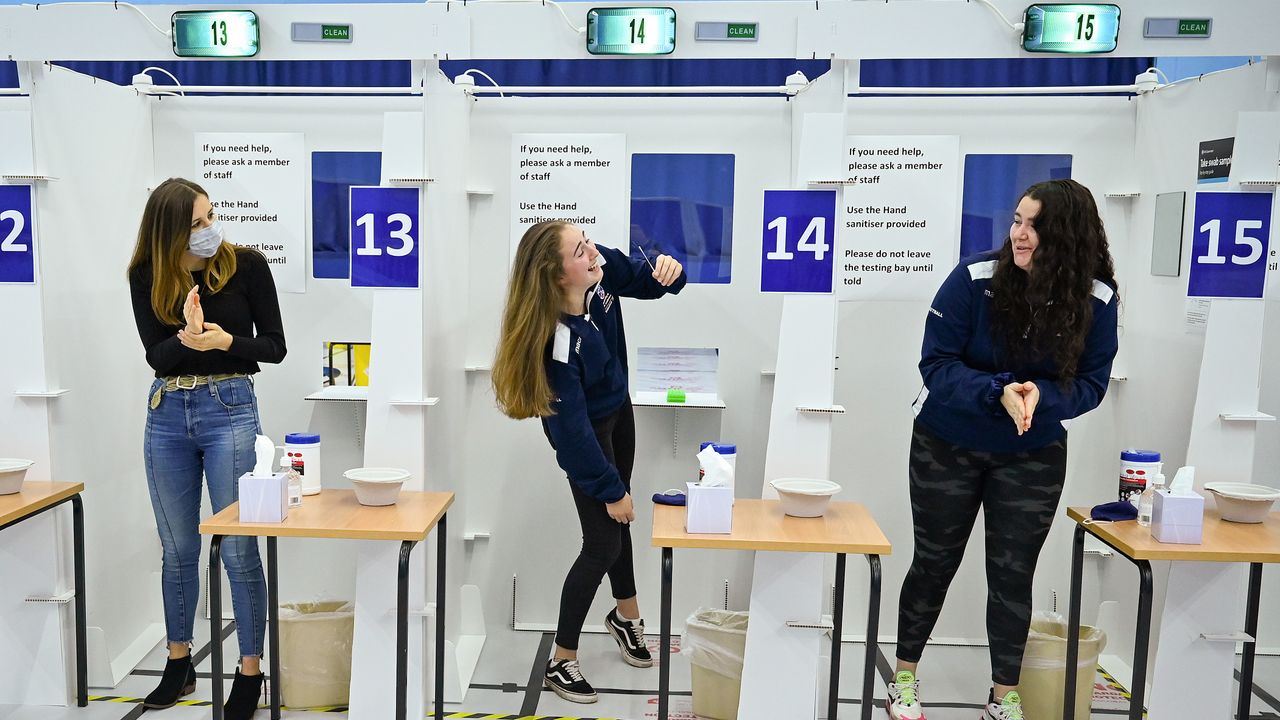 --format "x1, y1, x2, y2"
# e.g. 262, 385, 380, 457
651, 254, 683, 286
606, 493, 635, 524
1000, 381, 1040, 436
178, 322, 232, 352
